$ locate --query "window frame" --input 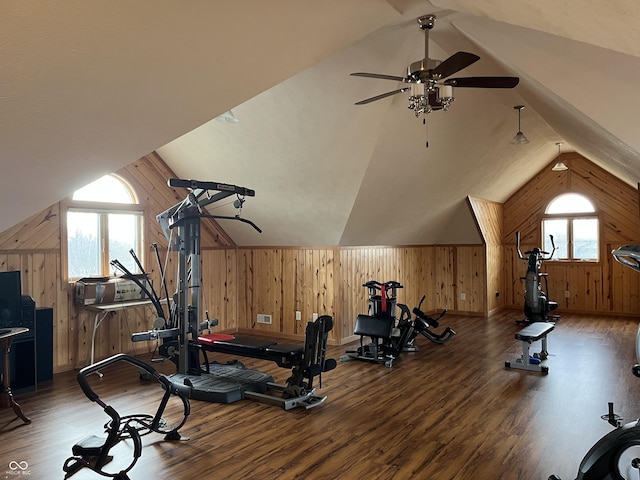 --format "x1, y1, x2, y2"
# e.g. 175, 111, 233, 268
63, 177, 145, 281
541, 194, 601, 264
